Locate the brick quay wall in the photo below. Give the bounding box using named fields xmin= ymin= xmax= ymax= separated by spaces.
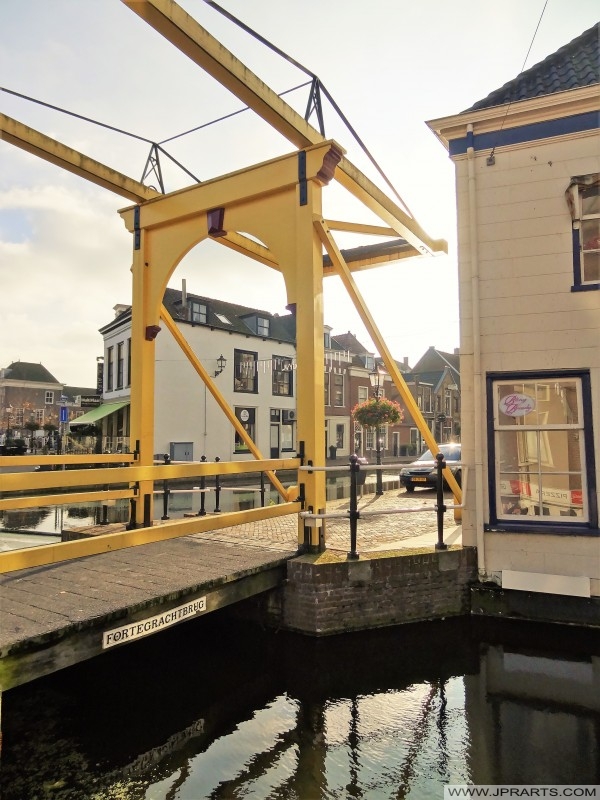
xmin=250 ymin=546 xmax=478 ymax=636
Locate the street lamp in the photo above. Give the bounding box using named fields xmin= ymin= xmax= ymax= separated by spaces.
xmin=369 ymin=365 xmax=385 ymax=495
xmin=214 ymin=354 xmax=227 ymax=377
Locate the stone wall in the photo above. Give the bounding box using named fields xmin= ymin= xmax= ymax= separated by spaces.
xmin=281 ymin=546 xmax=477 ymax=636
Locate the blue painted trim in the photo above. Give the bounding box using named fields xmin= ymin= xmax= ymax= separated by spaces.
xmin=571 ymin=283 xmax=600 ymax=292
xmin=449 ymin=111 xmax=600 ymax=156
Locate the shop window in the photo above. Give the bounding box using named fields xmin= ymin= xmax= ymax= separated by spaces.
xmin=281 ymin=424 xmax=294 ymax=451
xmin=566 ymin=174 xmax=599 ymax=290
xmin=488 ymin=371 xmax=597 ymax=528
xmin=234 ymin=407 xmax=255 ymax=453
xmin=272 ymin=356 xmax=293 ymax=396
xmin=234 ymin=350 xmax=258 ymax=393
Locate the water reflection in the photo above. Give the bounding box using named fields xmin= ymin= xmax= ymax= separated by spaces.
xmin=1 ymin=617 xmax=598 ymax=798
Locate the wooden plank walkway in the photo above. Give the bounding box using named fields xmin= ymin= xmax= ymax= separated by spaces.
xmin=0 ymin=533 xmax=297 ymax=692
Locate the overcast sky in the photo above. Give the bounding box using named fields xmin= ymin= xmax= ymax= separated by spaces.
xmin=1 ymin=0 xmax=598 ymax=387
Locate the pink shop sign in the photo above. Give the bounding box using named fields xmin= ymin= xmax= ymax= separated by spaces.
xmin=499 ymin=393 xmax=536 ymax=418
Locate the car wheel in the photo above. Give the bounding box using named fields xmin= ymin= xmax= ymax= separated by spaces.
xmin=405 ymin=484 xmax=415 ymax=493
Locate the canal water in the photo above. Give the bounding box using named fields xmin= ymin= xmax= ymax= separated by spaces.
xmin=1 ymin=614 xmax=598 ymax=799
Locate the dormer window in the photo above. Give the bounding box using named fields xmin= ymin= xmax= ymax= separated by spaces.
xmin=190 ymin=301 xmax=207 ymax=324
xmin=257 ymin=317 xmax=269 ymax=337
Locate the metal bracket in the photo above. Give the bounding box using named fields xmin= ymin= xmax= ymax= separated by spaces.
xmin=298 ymin=151 xmax=307 ymax=206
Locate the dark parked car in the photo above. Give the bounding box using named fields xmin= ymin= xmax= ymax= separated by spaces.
xmin=400 ymin=443 xmax=461 ymax=492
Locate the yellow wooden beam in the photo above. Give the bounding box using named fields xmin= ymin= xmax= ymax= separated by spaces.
xmin=121 ymin=0 xmax=447 ymax=256
xmin=0 ymin=489 xmax=134 ymax=512
xmin=324 ymin=220 xmax=397 ymax=236
xmin=0 ymin=113 xmax=160 ymax=202
xmin=218 ymin=231 xmax=279 ymax=270
xmin=0 ymin=501 xmax=301 ymax=574
xmin=0 ymin=458 xmax=299 ymax=493
xmin=314 ymin=217 xmax=462 ymax=503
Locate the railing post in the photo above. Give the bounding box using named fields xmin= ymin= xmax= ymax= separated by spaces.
xmin=126 ymin=497 xmax=137 ymax=530
xmin=214 ymin=456 xmax=221 ymax=513
xmin=161 ymin=453 xmax=170 ymax=520
xmin=435 ymin=452 xmax=448 ymax=550
xmin=197 ymin=455 xmax=207 ymax=516
xmin=260 ymin=471 xmax=265 ymax=507
xmin=348 ymin=454 xmax=360 ymax=560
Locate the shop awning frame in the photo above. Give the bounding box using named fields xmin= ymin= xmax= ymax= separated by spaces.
xmin=69 ymin=400 xmax=129 ymax=427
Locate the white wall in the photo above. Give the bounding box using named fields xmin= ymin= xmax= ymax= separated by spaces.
xmin=455 ymin=129 xmax=600 ymax=595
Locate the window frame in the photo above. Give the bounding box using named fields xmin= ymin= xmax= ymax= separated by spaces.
xmin=568 ymin=174 xmax=600 ymax=292
xmin=189 ymin=300 xmax=207 ymax=325
xmin=116 ymin=342 xmax=124 ymax=389
xmin=486 ymin=370 xmax=598 ymax=533
xmin=106 ymin=347 xmax=114 ymax=391
xmin=45 ymin=391 xmax=54 ymax=405
xmin=333 ymin=372 xmax=344 ymax=407
xmin=272 ymin=355 xmax=293 ymax=397
xmin=234 ymin=349 xmax=258 ymax=394
xmin=257 ymin=316 xmax=270 ymax=337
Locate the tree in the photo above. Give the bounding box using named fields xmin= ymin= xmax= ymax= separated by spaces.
xmin=24 ymin=420 xmax=40 ymax=445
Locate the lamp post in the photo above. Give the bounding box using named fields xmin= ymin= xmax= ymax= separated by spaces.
xmin=369 ymin=365 xmax=385 ymax=496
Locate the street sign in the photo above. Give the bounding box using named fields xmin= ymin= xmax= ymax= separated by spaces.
xmin=60 ymin=406 xmax=68 ymax=423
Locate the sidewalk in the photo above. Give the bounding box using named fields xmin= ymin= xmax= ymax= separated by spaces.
xmin=189 ymin=485 xmax=462 ymax=555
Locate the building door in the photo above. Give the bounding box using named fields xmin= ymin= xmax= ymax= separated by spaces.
xmin=270 ymin=424 xmax=280 ymax=459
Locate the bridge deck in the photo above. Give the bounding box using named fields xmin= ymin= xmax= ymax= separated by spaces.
xmin=0 ymin=491 xmax=461 ymax=692
xmin=0 ymin=533 xmax=297 ymax=691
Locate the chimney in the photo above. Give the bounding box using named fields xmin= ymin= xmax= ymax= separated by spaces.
xmin=454 ymin=347 xmax=459 ymax=355
xmin=182 ymin=279 xmax=187 ymax=309
xmin=403 ymin=357 xmax=409 ymax=368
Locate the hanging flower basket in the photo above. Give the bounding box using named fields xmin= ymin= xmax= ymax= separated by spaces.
xmin=351 ymin=397 xmax=403 ymax=428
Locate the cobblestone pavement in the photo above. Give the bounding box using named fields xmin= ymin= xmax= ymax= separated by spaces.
xmin=191 ymin=486 xmax=462 ymax=554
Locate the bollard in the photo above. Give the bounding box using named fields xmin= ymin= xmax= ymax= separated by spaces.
xmin=435 ymin=452 xmax=448 ymax=550
xmin=260 ymin=472 xmax=265 ymax=507
xmin=197 ymin=455 xmax=207 ymax=516
xmin=161 ymin=453 xmax=170 ymax=520
xmin=347 ymin=454 xmax=360 ymax=560
xmin=214 ymin=456 xmax=221 ymax=512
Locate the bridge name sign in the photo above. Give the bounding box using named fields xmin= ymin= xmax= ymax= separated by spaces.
xmin=102 ymin=597 xmax=207 ymax=649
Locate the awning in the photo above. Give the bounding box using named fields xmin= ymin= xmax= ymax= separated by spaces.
xmin=69 ymin=400 xmax=129 ymax=426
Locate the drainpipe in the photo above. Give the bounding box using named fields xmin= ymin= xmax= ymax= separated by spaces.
xmin=467 ymin=124 xmax=486 ymax=576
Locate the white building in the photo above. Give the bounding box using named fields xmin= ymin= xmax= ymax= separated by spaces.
xmin=427 ymin=23 xmax=599 ymax=620
xmin=92 ymin=284 xmax=297 ymax=462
